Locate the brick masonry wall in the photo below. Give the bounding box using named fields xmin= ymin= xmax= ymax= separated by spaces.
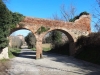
xmin=9 ymin=15 xmax=91 ymax=58
xmin=15 ymin=15 xmax=91 ymax=41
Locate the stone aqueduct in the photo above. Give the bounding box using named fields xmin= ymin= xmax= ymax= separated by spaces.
xmin=10 ymin=15 xmax=91 ymax=59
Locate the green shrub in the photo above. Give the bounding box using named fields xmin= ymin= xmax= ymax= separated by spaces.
xmin=49 ymin=42 xmax=70 ymax=55
xmin=75 ymin=32 xmax=100 ymax=65
xmin=69 ymin=11 xmax=89 ymax=22
xmin=25 ymin=32 xmax=36 ymax=48
xmin=36 ymin=26 xmax=50 ymax=34
xmin=31 ymin=47 xmax=36 ymax=51
xmin=43 ymin=47 xmax=51 ymax=52
xmin=8 ymin=47 xmax=21 ymax=58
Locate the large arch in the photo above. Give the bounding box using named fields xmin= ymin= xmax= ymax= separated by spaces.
xmin=42 ymin=28 xmax=75 ymax=56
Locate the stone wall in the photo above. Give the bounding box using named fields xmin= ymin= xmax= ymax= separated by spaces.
xmin=0 ymin=47 xmax=9 ymax=59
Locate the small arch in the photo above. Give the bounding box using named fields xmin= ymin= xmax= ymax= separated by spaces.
xmin=10 ymin=28 xmax=33 ymax=36
xmin=9 ymin=28 xmax=37 ymax=49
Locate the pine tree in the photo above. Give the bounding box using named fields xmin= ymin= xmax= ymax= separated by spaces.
xmin=0 ymin=0 xmax=12 ymax=50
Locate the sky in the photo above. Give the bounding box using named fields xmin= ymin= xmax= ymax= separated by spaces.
xmin=5 ymin=0 xmax=97 ymax=36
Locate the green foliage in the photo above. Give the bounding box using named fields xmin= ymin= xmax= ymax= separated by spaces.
xmin=0 ymin=58 xmax=8 ymax=62
xmin=45 ymin=30 xmax=63 ymax=45
xmin=0 ymin=0 xmax=12 ymax=50
xmin=41 ymin=25 xmax=70 ymax=55
xmin=51 ymin=30 xmax=63 ymax=46
xmin=31 ymin=47 xmax=36 ymax=51
xmin=36 ymin=26 xmax=50 ymax=34
xmin=76 ymin=35 xmax=88 ymax=48
xmin=43 ymin=47 xmax=51 ymax=52
xmin=10 ymin=12 xmax=25 ymax=30
xmin=8 ymin=47 xmax=21 ymax=58
xmin=69 ymin=11 xmax=89 ymax=22
xmin=0 ymin=0 xmax=25 ymax=51
xmin=75 ymin=32 xmax=100 ymax=65
xmin=25 ymin=32 xmax=36 ymax=48
xmin=76 ymin=32 xmax=100 ymax=48
xmin=79 ymin=11 xmax=89 ymax=16
xmin=49 ymin=42 xmax=69 ymax=55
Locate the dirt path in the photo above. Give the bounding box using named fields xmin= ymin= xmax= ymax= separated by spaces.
xmin=8 ymin=49 xmax=100 ymax=75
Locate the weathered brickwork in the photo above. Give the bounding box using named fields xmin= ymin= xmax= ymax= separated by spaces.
xmin=10 ymin=15 xmax=91 ymax=59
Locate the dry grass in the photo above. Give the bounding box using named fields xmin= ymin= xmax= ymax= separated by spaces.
xmin=42 ymin=43 xmax=51 ymax=48
xmin=42 ymin=43 xmax=51 ymax=51
xmin=0 ymin=59 xmax=10 ymax=75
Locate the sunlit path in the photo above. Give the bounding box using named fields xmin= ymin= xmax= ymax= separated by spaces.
xmin=8 ymin=48 xmax=100 ymax=75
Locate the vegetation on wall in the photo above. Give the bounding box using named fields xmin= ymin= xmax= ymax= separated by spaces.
xmin=69 ymin=11 xmax=89 ymax=22
xmin=36 ymin=26 xmax=50 ymax=34
xmin=10 ymin=12 xmax=25 ymax=30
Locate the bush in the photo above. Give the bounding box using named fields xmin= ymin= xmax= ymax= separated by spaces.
xmin=31 ymin=47 xmax=36 ymax=51
xmin=75 ymin=32 xmax=100 ymax=65
xmin=49 ymin=42 xmax=70 ymax=55
xmin=0 ymin=0 xmax=12 ymax=50
xmin=69 ymin=11 xmax=89 ymax=22
xmin=8 ymin=47 xmax=21 ymax=58
xmin=25 ymin=32 xmax=36 ymax=48
xmin=0 ymin=0 xmax=25 ymax=51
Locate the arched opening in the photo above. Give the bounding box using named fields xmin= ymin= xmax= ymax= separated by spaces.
xmin=42 ymin=29 xmax=75 ymax=56
xmin=9 ymin=28 xmax=36 ymax=59
xmin=10 ymin=28 xmax=32 ymax=36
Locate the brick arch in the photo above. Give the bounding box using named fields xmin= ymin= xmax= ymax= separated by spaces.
xmin=42 ymin=28 xmax=74 ymax=42
xmin=10 ymin=28 xmax=30 ymax=35
xmin=9 ymin=27 xmax=37 ymax=39
xmin=42 ymin=28 xmax=75 ymax=55
xmin=8 ymin=15 xmax=91 ymax=59
xmin=9 ymin=28 xmax=37 ymax=50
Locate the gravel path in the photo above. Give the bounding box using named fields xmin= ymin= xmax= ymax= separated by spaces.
xmin=7 ymin=49 xmax=100 ymax=75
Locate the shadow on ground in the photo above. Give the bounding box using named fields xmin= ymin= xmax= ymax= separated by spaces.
xmin=43 ymin=52 xmax=100 ymax=75
xmin=17 ymin=49 xmax=36 ymax=59
xmin=15 ymin=48 xmax=100 ymax=75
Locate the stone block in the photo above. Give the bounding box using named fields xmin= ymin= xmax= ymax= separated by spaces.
xmin=0 ymin=47 xmax=9 ymax=59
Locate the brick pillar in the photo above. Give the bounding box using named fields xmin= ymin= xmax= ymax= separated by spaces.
xmin=36 ymin=40 xmax=43 ymax=59
xmin=69 ymin=42 xmax=75 ymax=56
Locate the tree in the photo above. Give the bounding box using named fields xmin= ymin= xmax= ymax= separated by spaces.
xmin=0 ymin=0 xmax=12 ymax=50
xmin=10 ymin=12 xmax=25 ymax=30
xmin=51 ymin=30 xmax=62 ymax=46
xmin=60 ymin=4 xmax=76 ymax=22
xmin=92 ymin=0 xmax=100 ymax=32
xmin=0 ymin=0 xmax=25 ymax=51
xmin=46 ymin=4 xmax=76 ymax=48
xmin=52 ymin=4 xmax=76 ymax=22
xmin=25 ymin=32 xmax=36 ymax=48
xmin=49 ymin=4 xmax=76 ymax=47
